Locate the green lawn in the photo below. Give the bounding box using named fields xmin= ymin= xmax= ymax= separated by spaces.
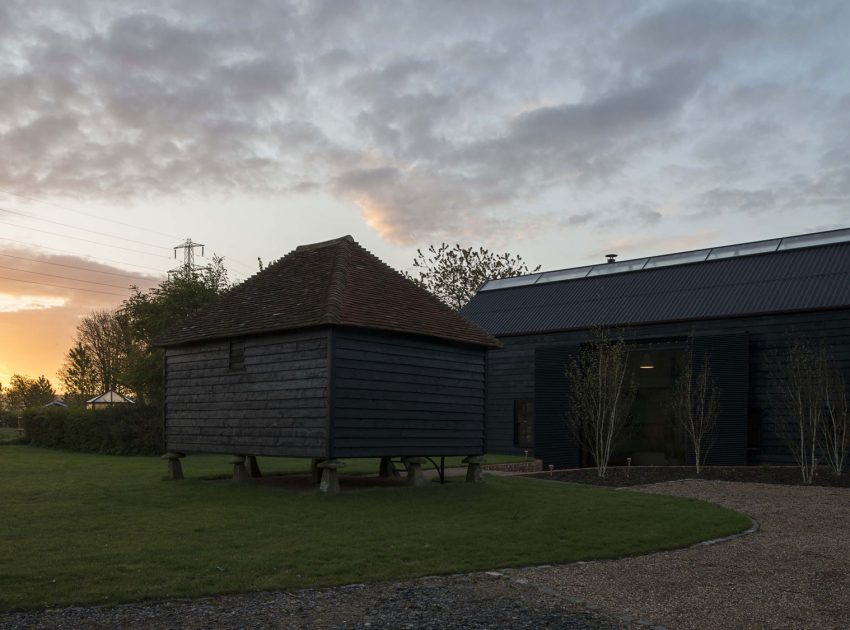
xmin=0 ymin=445 xmax=750 ymax=612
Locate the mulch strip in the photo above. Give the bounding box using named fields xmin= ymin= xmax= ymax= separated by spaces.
xmin=526 ymin=465 xmax=850 ymax=488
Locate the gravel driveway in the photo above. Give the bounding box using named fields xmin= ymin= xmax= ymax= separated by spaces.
xmin=2 ymin=480 xmax=847 ymax=629
xmin=524 ymin=480 xmax=850 ymax=630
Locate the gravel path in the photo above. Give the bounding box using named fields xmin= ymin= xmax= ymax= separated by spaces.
xmin=0 ymin=572 xmax=630 ymax=630
xmin=523 ymin=480 xmax=850 ymax=630
xmin=3 ymin=480 xmax=846 ymax=629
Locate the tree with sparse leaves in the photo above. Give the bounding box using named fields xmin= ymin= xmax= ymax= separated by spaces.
xmin=565 ymin=328 xmax=636 ymax=479
xmin=58 ymin=343 xmax=100 ymax=405
xmin=68 ymin=309 xmax=132 ymax=397
xmin=672 ymin=353 xmax=719 ymax=475
xmin=406 ymin=243 xmax=540 ymax=310
xmin=5 ymin=374 xmax=56 ymax=410
xmin=120 ymin=256 xmax=230 ymax=405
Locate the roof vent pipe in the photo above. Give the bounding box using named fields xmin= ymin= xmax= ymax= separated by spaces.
xmin=605 ymin=254 xmax=618 ymax=264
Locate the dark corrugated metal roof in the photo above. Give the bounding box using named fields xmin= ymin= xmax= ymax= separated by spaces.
xmin=461 ymin=241 xmax=850 ymax=336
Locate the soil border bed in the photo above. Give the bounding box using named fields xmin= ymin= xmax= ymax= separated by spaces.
xmin=525 ymin=465 xmax=850 ymax=488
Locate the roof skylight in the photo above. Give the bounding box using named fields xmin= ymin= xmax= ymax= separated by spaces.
xmin=477 ymin=227 xmax=850 ymax=292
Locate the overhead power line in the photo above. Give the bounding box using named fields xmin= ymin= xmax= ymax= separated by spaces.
xmin=0 ymin=188 xmax=180 ymax=239
xmin=0 ymin=274 xmax=129 ymax=297
xmin=0 ymin=252 xmax=161 ymax=281
xmin=0 ymin=263 xmax=139 ymax=290
xmin=0 ymin=216 xmax=171 ymax=260
xmin=0 ymin=207 xmax=170 ymax=251
xmin=0 ymin=236 xmax=166 ymax=273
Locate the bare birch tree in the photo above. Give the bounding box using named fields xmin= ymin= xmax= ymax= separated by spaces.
xmin=672 ymin=354 xmax=719 ymax=474
xmin=565 ymin=328 xmax=636 ymax=478
xmin=821 ymin=361 xmax=849 ymax=476
xmin=780 ymin=340 xmax=826 ymax=484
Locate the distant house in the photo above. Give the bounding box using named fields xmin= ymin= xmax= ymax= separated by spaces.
xmin=155 ymin=236 xmax=499 ymax=472
xmin=86 ymin=391 xmax=134 ymax=410
xmin=43 ymin=399 xmax=67 ymax=408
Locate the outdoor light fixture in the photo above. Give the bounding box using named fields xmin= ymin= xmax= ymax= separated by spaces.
xmin=639 ymin=352 xmax=655 ymax=369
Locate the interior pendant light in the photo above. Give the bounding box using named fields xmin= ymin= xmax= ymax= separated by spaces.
xmin=639 ymin=352 xmax=655 ymax=369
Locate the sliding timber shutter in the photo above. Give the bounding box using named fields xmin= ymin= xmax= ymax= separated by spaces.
xmin=534 ymin=345 xmax=581 ymax=469
xmin=691 ymin=332 xmax=749 ymax=466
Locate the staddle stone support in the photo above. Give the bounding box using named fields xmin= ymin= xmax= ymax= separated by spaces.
xmin=229 ymin=455 xmax=250 ymax=483
xmin=161 ymin=452 xmax=185 ymax=481
xmin=310 ymin=458 xmax=325 ymax=485
xmin=463 ymin=455 xmax=484 ymax=483
xmin=379 ymin=457 xmax=399 ymax=479
xmin=246 ymin=455 xmax=262 ymax=478
xmin=403 ymin=457 xmax=426 ymax=487
xmin=318 ymin=459 xmax=345 ymax=495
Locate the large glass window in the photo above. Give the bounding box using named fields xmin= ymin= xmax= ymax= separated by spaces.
xmin=610 ymin=345 xmax=687 ymax=466
xmin=514 ymin=400 xmax=534 ymax=447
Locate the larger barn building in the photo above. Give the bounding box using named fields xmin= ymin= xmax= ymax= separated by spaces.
xmin=461 ymin=228 xmax=850 ymax=469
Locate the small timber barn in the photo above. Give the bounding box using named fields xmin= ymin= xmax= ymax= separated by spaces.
xmin=461 ymin=228 xmax=850 ymax=469
xmin=156 ymin=236 xmax=499 ymax=489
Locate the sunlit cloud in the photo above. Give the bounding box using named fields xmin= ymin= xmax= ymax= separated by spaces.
xmin=0 ymin=293 xmax=67 ymax=313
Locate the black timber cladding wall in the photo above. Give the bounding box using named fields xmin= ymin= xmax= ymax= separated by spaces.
xmin=165 ymin=330 xmax=329 ymax=457
xmin=484 ymin=308 xmax=850 ymax=465
xmin=331 ymin=329 xmax=486 ymax=457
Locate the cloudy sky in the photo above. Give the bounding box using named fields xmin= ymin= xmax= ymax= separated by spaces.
xmin=1 ymin=0 xmax=849 ymax=389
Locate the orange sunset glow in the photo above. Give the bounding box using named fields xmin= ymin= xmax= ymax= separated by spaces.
xmin=0 ymin=247 xmax=160 ymax=390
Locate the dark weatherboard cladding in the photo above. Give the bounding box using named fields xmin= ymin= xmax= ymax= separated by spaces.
xmin=462 ymin=228 xmax=850 ymax=468
xmin=158 ymin=235 xmax=495 ymax=462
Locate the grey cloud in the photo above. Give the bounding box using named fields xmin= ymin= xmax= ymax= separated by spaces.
xmin=0 ymin=1 xmax=847 ymax=244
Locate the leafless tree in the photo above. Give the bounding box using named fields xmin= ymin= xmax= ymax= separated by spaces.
xmin=821 ymin=362 xmax=849 ymax=477
xmin=672 ymin=354 xmax=719 ymax=474
xmin=565 ymin=328 xmax=636 ymax=478
xmin=780 ymin=340 xmax=826 ymax=484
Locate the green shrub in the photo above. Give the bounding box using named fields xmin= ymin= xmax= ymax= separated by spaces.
xmin=22 ymin=405 xmax=162 ymax=455
xmin=0 ymin=409 xmax=19 ymax=428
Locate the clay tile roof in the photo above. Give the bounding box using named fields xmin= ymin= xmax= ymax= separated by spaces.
xmin=154 ymin=236 xmax=501 ymax=348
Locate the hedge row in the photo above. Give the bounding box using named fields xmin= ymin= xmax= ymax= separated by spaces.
xmin=22 ymin=405 xmax=162 ymax=455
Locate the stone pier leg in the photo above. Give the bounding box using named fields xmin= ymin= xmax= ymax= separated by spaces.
xmin=318 ymin=459 xmax=345 ymax=495
xmin=463 ymin=455 xmax=484 ymax=483
xmin=229 ymin=455 xmax=250 ymax=483
xmin=310 ymin=458 xmax=325 ymax=485
xmin=379 ymin=457 xmax=399 ymax=478
xmin=403 ymin=457 xmax=426 ymax=487
xmin=161 ymin=452 xmax=185 ymax=480
xmin=246 ymin=455 xmax=262 ymax=478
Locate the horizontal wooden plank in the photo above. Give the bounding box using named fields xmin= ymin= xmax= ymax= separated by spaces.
xmin=335 ymin=401 xmax=482 ymax=414
xmin=166 ymin=399 xmax=326 ymax=412
xmin=168 ymin=417 xmax=325 ymax=429
xmin=334 ymin=418 xmax=482 ymax=431
xmin=167 ymin=442 xmax=326 ymax=458
xmin=333 ymin=408 xmax=481 ymax=421
xmin=333 ymin=429 xmax=483 ymax=440
xmin=334 ymin=348 xmax=484 ymax=373
xmin=168 ymin=376 xmax=328 ymax=394
xmin=333 ymin=366 xmax=483 ymax=387
xmin=335 ymin=388 xmax=483 ymax=405
xmin=334 ymin=380 xmax=483 ymax=400
xmin=168 ymin=408 xmax=327 ymax=420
